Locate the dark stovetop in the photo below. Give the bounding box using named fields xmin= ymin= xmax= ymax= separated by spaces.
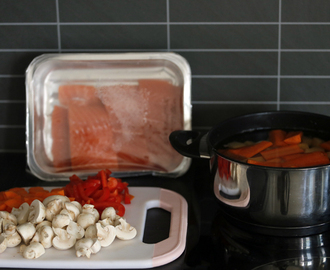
xmin=0 ymin=153 xmax=221 ymax=270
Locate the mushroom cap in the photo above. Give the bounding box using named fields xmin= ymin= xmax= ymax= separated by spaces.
xmin=75 ymin=238 xmax=101 ymax=258
xmin=16 ymin=222 xmax=36 ymax=245
xmin=82 ymin=205 xmax=99 ymax=223
xmin=0 ymin=211 xmax=18 ymax=225
xmin=101 ymin=207 xmax=117 ymax=220
xmin=43 ymin=195 xmax=70 ymax=207
xmin=52 ymin=214 xmax=71 ymax=229
xmin=0 ymin=235 xmax=7 ymax=253
xmin=39 ymin=225 xmax=55 ymax=249
xmin=45 ymin=199 xmax=63 ymax=221
xmin=4 ymin=232 xmax=22 ymax=247
xmin=35 ymin=220 xmax=52 ymax=230
xmin=11 ymin=202 xmax=30 ymax=225
xmin=70 ymin=201 xmax=82 ymax=212
xmin=28 ymin=200 xmax=46 ymax=224
xmin=67 ymin=221 xmax=84 ymax=239
xmin=76 ymin=213 xmax=96 ymax=230
xmin=59 ymin=209 xmax=75 ymax=221
xmin=116 ymin=218 xmax=137 ymax=241
xmin=63 ymin=202 xmax=81 ymax=221
xmin=85 ymin=224 xmax=97 ymax=238
xmin=96 ymin=223 xmax=116 ymax=247
xmin=2 ymin=219 xmax=17 ymax=235
xmin=52 ymin=228 xmax=76 ymax=250
xmin=20 ymin=242 xmax=45 ymax=259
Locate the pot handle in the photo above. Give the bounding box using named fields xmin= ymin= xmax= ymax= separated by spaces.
xmin=169 ymin=130 xmax=210 ymax=159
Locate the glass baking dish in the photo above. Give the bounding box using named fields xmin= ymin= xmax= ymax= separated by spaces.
xmin=26 ymin=53 xmax=191 ymax=181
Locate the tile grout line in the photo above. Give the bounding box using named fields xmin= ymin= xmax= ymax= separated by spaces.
xmin=277 ymin=0 xmax=282 ymax=111
xmin=55 ymin=0 xmax=61 ymax=52
xmin=2 ymin=22 xmax=330 ymax=26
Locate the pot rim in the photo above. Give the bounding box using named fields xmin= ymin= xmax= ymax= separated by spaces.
xmin=209 ymin=110 xmax=330 ymax=171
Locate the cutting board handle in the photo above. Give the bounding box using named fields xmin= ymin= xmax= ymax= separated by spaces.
xmin=152 ymin=189 xmax=188 ymax=267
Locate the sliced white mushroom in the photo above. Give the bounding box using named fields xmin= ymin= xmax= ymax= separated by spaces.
xmin=35 ymin=220 xmax=52 ymax=231
xmin=42 ymin=195 xmax=70 ymax=207
xmin=52 ymin=227 xmax=76 ymax=250
xmin=85 ymin=224 xmax=97 ymax=238
xmin=0 ymin=235 xmax=7 ymax=253
xmin=75 ymin=238 xmax=101 ymax=258
xmin=20 ymin=242 xmax=45 ymax=259
xmin=116 ymin=218 xmax=137 ymax=240
xmin=38 ymin=225 xmax=55 ymax=249
xmin=67 ymin=221 xmax=84 ymax=239
xmin=28 ymin=200 xmax=46 ymax=224
xmin=59 ymin=209 xmax=74 ymax=220
xmin=2 ymin=219 xmax=17 ymax=235
xmin=52 ymin=214 xmax=71 ymax=229
xmin=16 ymin=222 xmax=36 ymax=245
xmin=95 ymin=223 xmax=116 ymax=247
xmin=70 ymin=201 xmax=82 ymax=212
xmin=82 ymin=204 xmax=99 ymax=223
xmin=0 ymin=211 xmax=18 ymax=225
xmin=3 ymin=231 xmax=21 ymax=247
xmin=76 ymin=213 xmax=96 ymax=230
xmin=100 ymin=207 xmax=121 ymax=226
xmin=45 ymin=199 xmax=63 ymax=221
xmin=63 ymin=202 xmax=81 ymax=221
xmin=11 ymin=202 xmax=30 ymax=225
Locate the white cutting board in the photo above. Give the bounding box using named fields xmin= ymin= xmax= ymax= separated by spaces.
xmin=0 ymin=187 xmax=188 ymax=269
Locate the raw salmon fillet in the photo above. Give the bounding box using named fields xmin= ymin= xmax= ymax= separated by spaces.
xmin=58 ymin=84 xmax=101 ymax=106
xmin=68 ymin=104 xmax=119 ymax=171
xmin=96 ymin=84 xmax=151 ymax=168
xmin=138 ymin=79 xmax=184 ymax=171
xmin=51 ymin=105 xmax=71 ymax=171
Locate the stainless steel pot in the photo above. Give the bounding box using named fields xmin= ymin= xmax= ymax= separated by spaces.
xmin=170 ymin=111 xmax=330 ymax=236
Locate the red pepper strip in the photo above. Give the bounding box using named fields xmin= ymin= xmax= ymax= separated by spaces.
xmin=100 ymin=170 xmax=108 ymax=189
xmin=117 ymin=181 xmax=128 ymax=193
xmin=84 ymin=184 xmax=101 ymax=197
xmin=96 ymin=187 xmax=110 ymax=202
xmin=72 ymin=185 xmax=81 ymax=203
xmin=82 ymin=179 xmax=101 ymax=189
xmin=77 ymin=183 xmax=93 ymax=203
xmin=107 ymin=177 xmax=118 ymax=191
xmin=115 ymin=195 xmax=122 ymax=203
xmin=93 ymin=201 xmax=125 ymax=217
xmin=69 ymin=174 xmax=83 ymax=184
xmin=64 ymin=184 xmax=75 ymax=198
xmin=104 ymin=169 xmax=112 ymax=178
xmin=123 ymin=187 xmax=134 ymax=204
xmin=91 ymin=190 xmax=103 ymax=200
xmin=108 ymin=189 xmax=118 ymax=197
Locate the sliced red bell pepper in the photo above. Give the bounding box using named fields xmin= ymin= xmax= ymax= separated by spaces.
xmin=83 ymin=180 xmax=101 ymax=197
xmin=116 ymin=181 xmax=128 ymax=193
xmin=124 ymin=187 xmax=134 ymax=204
xmin=100 ymin=170 xmax=108 ymax=189
xmin=72 ymin=184 xmax=81 ymax=202
xmin=96 ymin=187 xmax=110 ymax=202
xmin=77 ymin=182 xmax=93 ymax=203
xmin=69 ymin=174 xmax=83 ymax=184
xmin=107 ymin=177 xmax=118 ymax=191
xmin=93 ymin=201 xmax=125 ymax=217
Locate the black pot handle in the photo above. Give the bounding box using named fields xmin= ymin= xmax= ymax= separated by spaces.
xmin=169 ymin=130 xmax=210 ymax=159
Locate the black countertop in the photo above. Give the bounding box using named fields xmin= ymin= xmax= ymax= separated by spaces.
xmin=0 ymin=153 xmax=222 ymax=270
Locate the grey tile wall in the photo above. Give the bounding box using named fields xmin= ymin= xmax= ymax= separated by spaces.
xmin=1 ymin=0 xmax=330 ymax=152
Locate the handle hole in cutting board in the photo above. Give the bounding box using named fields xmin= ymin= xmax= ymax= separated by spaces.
xmin=143 ymin=207 xmax=171 ymax=244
